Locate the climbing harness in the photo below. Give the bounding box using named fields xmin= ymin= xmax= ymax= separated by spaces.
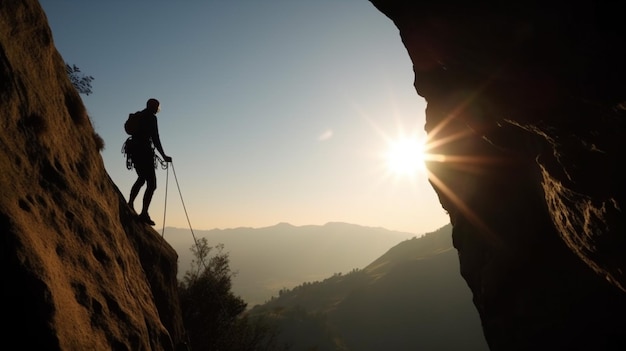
xmin=121 ymin=138 xmax=169 ymax=171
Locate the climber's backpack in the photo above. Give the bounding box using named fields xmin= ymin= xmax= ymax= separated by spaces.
xmin=124 ymin=111 xmax=141 ymax=135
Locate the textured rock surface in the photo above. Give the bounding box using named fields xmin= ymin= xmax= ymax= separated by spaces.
xmin=1 ymin=1 xmax=185 ymax=350
xmin=370 ymin=1 xmax=626 ymax=350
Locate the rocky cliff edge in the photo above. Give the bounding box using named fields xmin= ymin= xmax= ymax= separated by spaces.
xmin=1 ymin=1 xmax=185 ymax=350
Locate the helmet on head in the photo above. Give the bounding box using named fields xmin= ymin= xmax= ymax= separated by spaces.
xmin=146 ymin=98 xmax=160 ymax=113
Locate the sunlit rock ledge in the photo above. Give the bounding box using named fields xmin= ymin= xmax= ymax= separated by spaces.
xmin=370 ymin=0 xmax=626 ymax=350
xmin=1 ymin=1 xmax=185 ymax=350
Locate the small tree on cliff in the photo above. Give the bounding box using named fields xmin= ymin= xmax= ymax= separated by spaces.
xmin=178 ymin=238 xmax=288 ymax=351
xmin=66 ymin=63 xmax=94 ymax=95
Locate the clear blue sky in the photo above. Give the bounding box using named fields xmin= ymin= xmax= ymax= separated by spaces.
xmin=39 ymin=0 xmax=450 ymax=235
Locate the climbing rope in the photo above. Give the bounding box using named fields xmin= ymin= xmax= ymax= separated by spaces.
xmin=172 ymin=162 xmax=202 ymax=258
xmin=161 ymin=161 xmax=207 ymax=271
xmin=160 ymin=163 xmax=169 ymax=238
xmin=159 ymin=160 xmax=231 ymax=339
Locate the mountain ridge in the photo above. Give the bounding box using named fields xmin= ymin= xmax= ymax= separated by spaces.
xmin=164 ymin=221 xmax=432 ymax=306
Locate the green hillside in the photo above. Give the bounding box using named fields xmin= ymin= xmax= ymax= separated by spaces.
xmin=248 ymin=224 xmax=488 ymax=350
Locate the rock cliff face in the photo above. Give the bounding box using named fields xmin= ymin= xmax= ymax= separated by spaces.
xmin=370 ymin=1 xmax=626 ymax=350
xmin=1 ymin=1 xmax=185 ymax=350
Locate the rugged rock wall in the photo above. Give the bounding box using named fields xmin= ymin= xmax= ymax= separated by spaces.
xmin=370 ymin=1 xmax=626 ymax=350
xmin=0 ymin=1 xmax=185 ymax=350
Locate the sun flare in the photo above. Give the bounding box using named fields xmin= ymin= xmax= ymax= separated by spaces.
xmin=385 ymin=136 xmax=428 ymax=177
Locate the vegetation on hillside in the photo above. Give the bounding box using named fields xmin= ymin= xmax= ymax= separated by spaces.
xmin=175 ymin=225 xmax=487 ymax=350
xmin=65 ymin=63 xmax=94 ymax=95
xmin=177 ymin=237 xmax=289 ymax=351
xmin=247 ymin=225 xmax=488 ymax=351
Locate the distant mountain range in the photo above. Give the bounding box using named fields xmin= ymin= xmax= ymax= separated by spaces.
xmin=163 ymin=222 xmax=419 ymax=306
xmin=248 ymin=224 xmax=489 ymax=351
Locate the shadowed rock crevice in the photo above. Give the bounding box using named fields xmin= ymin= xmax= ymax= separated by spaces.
xmin=371 ymin=1 xmax=626 ymax=349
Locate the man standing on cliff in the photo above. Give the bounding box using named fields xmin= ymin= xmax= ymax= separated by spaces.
xmin=125 ymin=98 xmax=172 ymax=225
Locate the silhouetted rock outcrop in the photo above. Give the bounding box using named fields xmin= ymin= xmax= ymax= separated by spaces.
xmin=370 ymin=1 xmax=626 ymax=350
xmin=1 ymin=1 xmax=185 ymax=349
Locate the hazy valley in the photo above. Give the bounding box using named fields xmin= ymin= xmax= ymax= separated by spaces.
xmin=165 ymin=222 xmax=488 ymax=350
xmin=164 ymin=222 xmax=418 ymax=306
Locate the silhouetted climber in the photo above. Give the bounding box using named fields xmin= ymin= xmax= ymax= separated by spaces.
xmin=124 ymin=98 xmax=172 ymax=225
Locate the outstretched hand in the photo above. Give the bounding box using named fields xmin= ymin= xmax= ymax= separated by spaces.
xmin=164 ymin=155 xmax=172 ymax=162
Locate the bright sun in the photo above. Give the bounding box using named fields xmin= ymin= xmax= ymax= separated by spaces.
xmin=385 ymin=136 xmax=428 ymax=177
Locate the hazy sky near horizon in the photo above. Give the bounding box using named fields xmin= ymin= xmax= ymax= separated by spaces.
xmin=39 ymin=0 xmax=450 ymax=235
